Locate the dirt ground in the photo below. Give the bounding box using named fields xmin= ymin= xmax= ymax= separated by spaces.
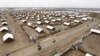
xmin=62 ymin=49 xmax=85 ymax=56
xmin=80 ymin=33 xmax=100 ymax=56
xmin=62 ymin=33 xmax=100 ymax=56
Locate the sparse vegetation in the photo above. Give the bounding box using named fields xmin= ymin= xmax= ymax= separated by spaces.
xmin=90 ymin=12 xmax=100 ymax=18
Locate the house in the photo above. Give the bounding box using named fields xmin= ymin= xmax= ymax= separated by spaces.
xmin=56 ymin=18 xmax=62 ymax=22
xmin=46 ymin=25 xmax=55 ymax=31
xmin=82 ymin=18 xmax=88 ymax=21
xmin=26 ymin=17 xmax=29 ymax=20
xmin=44 ymin=18 xmax=47 ymax=20
xmin=37 ymin=21 xmax=42 ymax=25
xmin=3 ymin=33 xmax=14 ymax=42
xmin=1 ymin=22 xmax=8 ymax=26
xmin=27 ymin=22 xmax=32 ymax=27
xmin=62 ymin=15 xmax=66 ymax=18
xmin=0 ymin=26 xmax=9 ymax=32
xmin=63 ymin=22 xmax=70 ymax=26
xmin=31 ymin=16 xmax=34 ymax=19
xmin=51 ymin=19 xmax=56 ymax=22
xmin=85 ymin=53 xmax=93 ymax=56
xmin=74 ymin=20 xmax=80 ymax=23
xmin=17 ymin=17 xmax=21 ymax=20
xmin=35 ymin=27 xmax=44 ymax=33
xmin=37 ymin=18 xmax=41 ymax=21
xmin=98 ymin=24 xmax=100 ymax=27
xmin=44 ymin=20 xmax=50 ymax=24
xmin=21 ymin=20 xmax=27 ymax=23
xmin=90 ymin=29 xmax=100 ymax=34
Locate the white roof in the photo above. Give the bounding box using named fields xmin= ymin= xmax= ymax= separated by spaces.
xmin=26 ymin=17 xmax=29 ymax=20
xmin=1 ymin=22 xmax=8 ymax=25
xmin=3 ymin=33 xmax=14 ymax=42
xmin=37 ymin=21 xmax=42 ymax=25
xmin=0 ymin=26 xmax=8 ymax=32
xmin=90 ymin=29 xmax=100 ymax=34
xmin=44 ymin=20 xmax=49 ymax=24
xmin=46 ymin=25 xmax=54 ymax=30
xmin=99 ymin=24 xmax=100 ymax=27
xmin=31 ymin=16 xmax=34 ymax=19
xmin=17 ymin=18 xmax=21 ymax=20
xmin=74 ymin=20 xmax=80 ymax=23
xmin=27 ymin=22 xmax=32 ymax=26
xmin=56 ymin=18 xmax=62 ymax=21
xmin=51 ymin=19 xmax=56 ymax=22
xmin=35 ymin=27 xmax=43 ymax=33
xmin=82 ymin=18 xmax=88 ymax=21
xmin=21 ymin=20 xmax=26 ymax=23
xmin=37 ymin=18 xmax=41 ymax=21
xmin=63 ymin=22 xmax=70 ymax=26
xmin=44 ymin=18 xmax=47 ymax=20
xmin=62 ymin=15 xmax=65 ymax=18
xmin=85 ymin=53 xmax=93 ymax=56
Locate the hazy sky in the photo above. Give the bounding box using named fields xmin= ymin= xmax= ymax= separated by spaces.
xmin=0 ymin=0 xmax=99 ymax=8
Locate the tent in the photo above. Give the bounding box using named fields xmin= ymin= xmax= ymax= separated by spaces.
xmin=35 ymin=27 xmax=44 ymax=33
xmin=21 ymin=20 xmax=27 ymax=23
xmin=56 ymin=18 xmax=62 ymax=21
xmin=90 ymin=29 xmax=100 ymax=34
xmin=44 ymin=20 xmax=50 ymax=24
xmin=46 ymin=25 xmax=55 ymax=30
xmin=82 ymin=18 xmax=88 ymax=21
xmin=3 ymin=33 xmax=14 ymax=42
xmin=51 ymin=19 xmax=56 ymax=22
xmin=0 ymin=26 xmax=9 ymax=32
xmin=1 ymin=22 xmax=8 ymax=26
xmin=37 ymin=18 xmax=41 ymax=21
xmin=27 ymin=22 xmax=32 ymax=27
xmin=37 ymin=21 xmax=42 ymax=25
xmin=63 ymin=22 xmax=70 ymax=26
xmin=74 ymin=20 xmax=80 ymax=23
xmin=85 ymin=53 xmax=93 ymax=56
xmin=98 ymin=24 xmax=100 ymax=27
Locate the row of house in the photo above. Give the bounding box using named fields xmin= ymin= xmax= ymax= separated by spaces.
xmin=0 ymin=18 xmax=14 ymax=42
xmin=90 ymin=24 xmax=100 ymax=34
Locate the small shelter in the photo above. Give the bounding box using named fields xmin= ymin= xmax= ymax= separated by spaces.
xmin=0 ymin=26 xmax=9 ymax=32
xmin=21 ymin=20 xmax=27 ymax=23
xmin=37 ymin=21 xmax=42 ymax=25
xmin=51 ymin=19 xmax=56 ymax=22
xmin=44 ymin=20 xmax=50 ymax=24
xmin=27 ymin=22 xmax=32 ymax=27
xmin=98 ymin=24 xmax=100 ymax=27
xmin=35 ymin=27 xmax=44 ymax=33
xmin=1 ymin=22 xmax=8 ymax=26
xmin=85 ymin=53 xmax=93 ymax=56
xmin=74 ymin=20 xmax=80 ymax=23
xmin=63 ymin=22 xmax=70 ymax=26
xmin=3 ymin=33 xmax=14 ymax=42
xmin=82 ymin=18 xmax=88 ymax=21
xmin=46 ymin=25 xmax=55 ymax=31
xmin=90 ymin=29 xmax=100 ymax=34
xmin=56 ymin=18 xmax=62 ymax=22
